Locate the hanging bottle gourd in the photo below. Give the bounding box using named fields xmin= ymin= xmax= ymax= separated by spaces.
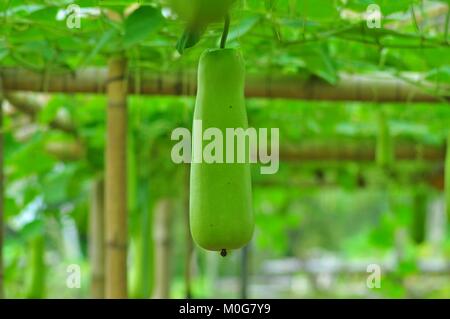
xmin=189 ymin=48 xmax=254 ymax=256
xmin=376 ymin=108 xmax=394 ymax=171
xmin=410 ymin=184 xmax=427 ymax=245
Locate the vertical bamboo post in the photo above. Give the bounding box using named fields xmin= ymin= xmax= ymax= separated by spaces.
xmin=90 ymin=179 xmax=105 ymax=298
xmin=0 ymin=84 xmax=4 ymax=299
xmin=105 ymin=56 xmax=128 ymax=299
xmin=240 ymin=245 xmax=249 ymax=299
xmin=142 ymin=198 xmax=156 ymax=298
xmin=411 ymin=185 xmax=427 ymax=245
xmin=26 ymin=236 xmax=45 ymax=298
xmin=130 ymin=196 xmax=155 ymax=299
xmin=153 ymin=198 xmax=172 ymax=299
xmin=183 ymin=165 xmax=193 ymax=299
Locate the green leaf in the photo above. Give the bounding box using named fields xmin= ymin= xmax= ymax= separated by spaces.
xmin=0 ymin=41 xmax=7 ymax=61
xmin=176 ymin=26 xmax=206 ymax=54
xmin=42 ymin=164 xmax=78 ymax=206
xmin=425 ymin=66 xmax=450 ymax=84
xmin=227 ymin=14 xmax=260 ymax=42
xmin=21 ymin=219 xmax=44 ymax=238
xmin=124 ymin=6 xmax=164 ymax=47
xmin=297 ymin=44 xmax=338 ymax=84
xmin=297 ymin=0 xmax=339 ymax=21
xmin=28 ymin=6 xmax=58 ymax=22
xmin=83 ymin=29 xmax=118 ymax=64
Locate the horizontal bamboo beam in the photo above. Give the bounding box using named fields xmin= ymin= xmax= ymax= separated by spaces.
xmin=2 ymin=91 xmax=445 ymax=164
xmin=3 ymin=94 xmax=444 ymax=164
xmin=1 ymin=68 xmax=447 ymax=102
xmin=47 ymin=140 xmax=445 ymax=163
xmin=280 ymin=144 xmax=445 ymax=162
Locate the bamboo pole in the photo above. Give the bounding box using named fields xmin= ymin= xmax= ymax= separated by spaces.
xmin=141 ymin=199 xmax=155 ymax=298
xmin=89 ymin=179 xmax=105 ymax=299
xmin=279 ymin=143 xmax=445 ymax=162
xmin=1 ymin=68 xmax=447 ymax=102
xmin=152 ymin=198 xmax=173 ymax=299
xmin=240 ymin=245 xmax=250 ymax=299
xmin=130 ymin=188 xmax=155 ymax=299
xmin=2 ymin=91 xmax=446 ymax=164
xmin=183 ymin=165 xmax=193 ymax=299
xmin=2 ymin=92 xmax=446 ymax=164
xmin=26 ymin=236 xmax=45 ymax=299
xmin=36 ymin=140 xmax=447 ymax=164
xmin=105 ymin=56 xmax=128 ymax=299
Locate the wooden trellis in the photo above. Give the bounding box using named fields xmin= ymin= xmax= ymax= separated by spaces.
xmin=1 ymin=68 xmax=448 ymax=102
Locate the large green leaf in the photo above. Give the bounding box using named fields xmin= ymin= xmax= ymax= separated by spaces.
xmin=297 ymin=44 xmax=338 ymax=84
xmin=227 ymin=14 xmax=260 ymax=42
xmin=176 ymin=26 xmax=206 ymax=54
xmin=124 ymin=6 xmax=164 ymax=47
xmin=297 ymin=0 xmax=339 ymax=21
xmin=426 ymin=66 xmax=450 ymax=84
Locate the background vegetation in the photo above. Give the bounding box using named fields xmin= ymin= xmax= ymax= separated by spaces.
xmin=0 ymin=0 xmax=449 ymax=298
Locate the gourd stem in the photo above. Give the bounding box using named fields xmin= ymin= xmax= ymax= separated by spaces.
xmin=220 ymin=14 xmax=231 ymax=49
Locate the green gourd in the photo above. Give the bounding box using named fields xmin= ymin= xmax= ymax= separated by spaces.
xmin=27 ymin=236 xmax=45 ymax=298
xmin=376 ymin=109 xmax=393 ymax=170
xmin=410 ymin=184 xmax=427 ymax=245
xmin=190 ymin=49 xmax=254 ymax=255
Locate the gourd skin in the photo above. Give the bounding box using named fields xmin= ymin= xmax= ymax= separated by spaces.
xmin=376 ymin=109 xmax=393 ymax=170
xmin=190 ymin=49 xmax=254 ymax=251
xmin=411 ymin=185 xmax=427 ymax=245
